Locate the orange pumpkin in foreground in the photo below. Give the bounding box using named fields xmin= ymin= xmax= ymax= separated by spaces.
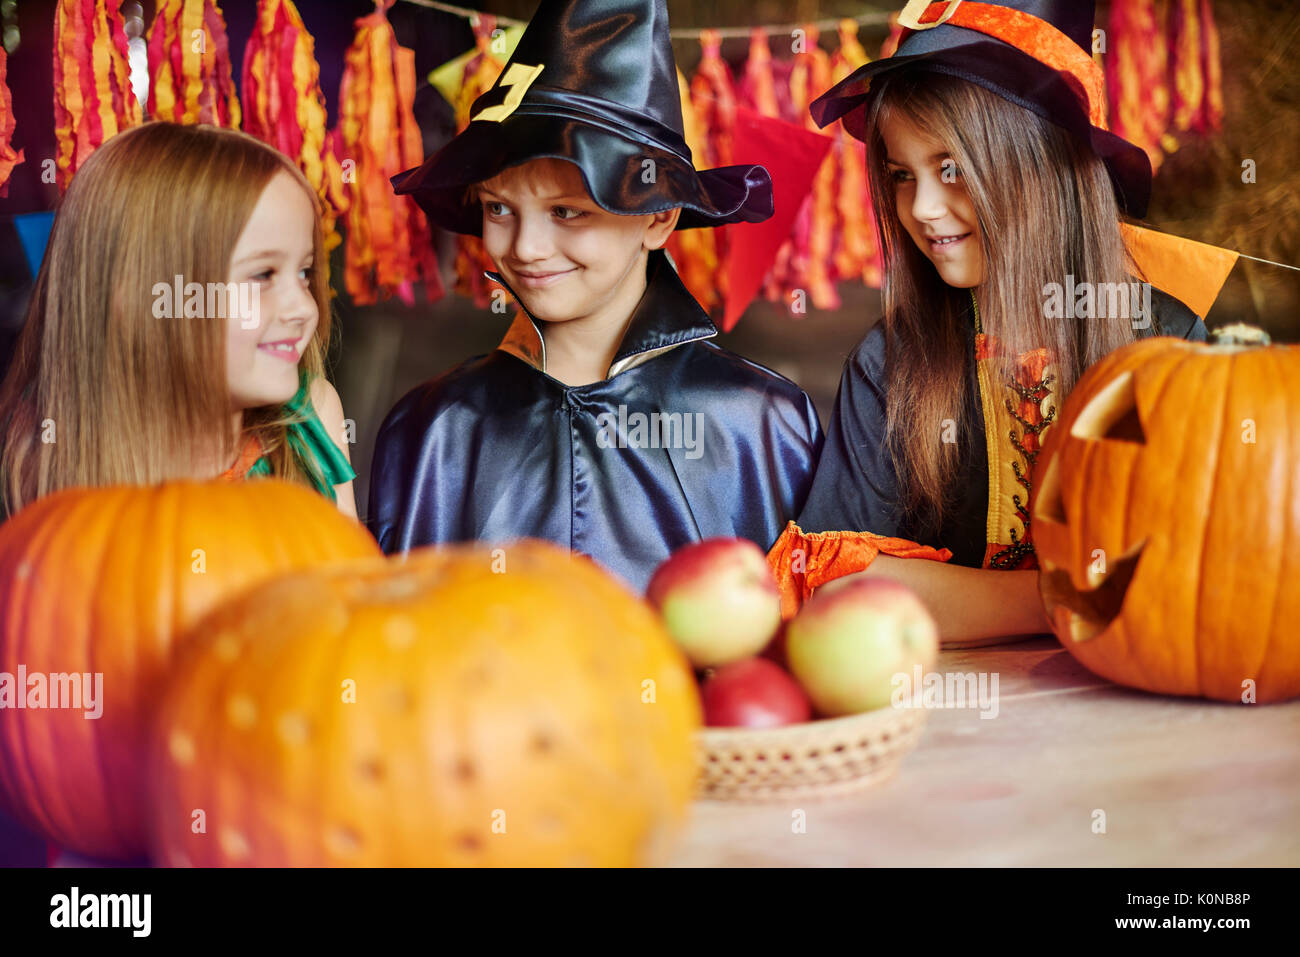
xmin=1033 ymin=328 xmax=1300 ymax=703
xmin=148 ymin=541 xmax=702 ymax=867
xmin=0 ymin=481 xmax=380 ymax=861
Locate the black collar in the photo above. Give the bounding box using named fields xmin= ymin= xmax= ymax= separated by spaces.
xmin=490 ymin=248 xmax=718 ymax=378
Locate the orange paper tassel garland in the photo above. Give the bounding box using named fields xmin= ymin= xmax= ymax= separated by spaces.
xmin=53 ymin=0 xmax=143 ymax=192
xmin=0 ymin=44 xmax=22 ymax=197
xmin=145 ymin=0 xmax=241 ymax=128
xmin=335 ymin=0 xmax=443 ymax=306
xmin=243 ymin=0 xmax=345 ymax=255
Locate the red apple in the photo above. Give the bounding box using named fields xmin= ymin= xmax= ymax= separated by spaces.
xmin=700 ymin=658 xmax=812 ymax=728
xmin=646 ymin=538 xmax=781 ymax=668
xmin=786 ymin=576 xmax=938 ymax=716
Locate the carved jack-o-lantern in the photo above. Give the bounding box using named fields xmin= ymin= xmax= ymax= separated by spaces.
xmin=1032 ymin=327 xmax=1300 ymax=703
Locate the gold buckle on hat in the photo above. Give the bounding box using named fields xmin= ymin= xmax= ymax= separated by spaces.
xmin=897 ymin=0 xmax=963 ymax=31
xmin=471 ymin=62 xmax=545 ymax=124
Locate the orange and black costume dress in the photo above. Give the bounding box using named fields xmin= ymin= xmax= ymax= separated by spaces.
xmin=768 ymin=265 xmax=1211 ymax=617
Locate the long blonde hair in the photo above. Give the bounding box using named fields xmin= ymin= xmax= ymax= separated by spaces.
xmin=0 ymin=121 xmax=334 ymax=514
xmin=863 ymin=68 xmax=1141 ymax=534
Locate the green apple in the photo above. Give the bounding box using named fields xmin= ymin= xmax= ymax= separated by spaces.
xmin=786 ymin=576 xmax=937 ymax=716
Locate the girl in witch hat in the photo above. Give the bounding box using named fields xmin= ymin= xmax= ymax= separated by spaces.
xmin=369 ymin=0 xmax=823 ymax=592
xmin=767 ymin=0 xmax=1209 ymax=643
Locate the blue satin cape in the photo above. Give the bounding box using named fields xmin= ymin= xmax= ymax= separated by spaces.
xmin=367 ymin=249 xmax=824 ymax=592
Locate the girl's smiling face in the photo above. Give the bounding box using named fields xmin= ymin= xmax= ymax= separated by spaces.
xmin=477 ymin=158 xmax=677 ymax=326
xmin=880 ymin=110 xmax=984 ymax=289
xmin=225 ymin=170 xmax=319 ymax=410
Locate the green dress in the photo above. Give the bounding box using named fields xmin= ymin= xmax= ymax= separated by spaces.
xmin=0 ymin=374 xmax=352 ymax=523
xmin=244 ymin=371 xmax=355 ymax=501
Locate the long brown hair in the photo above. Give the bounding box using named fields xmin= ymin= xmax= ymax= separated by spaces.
xmin=863 ymin=69 xmax=1142 ymax=534
xmin=0 ymin=121 xmax=334 ymax=515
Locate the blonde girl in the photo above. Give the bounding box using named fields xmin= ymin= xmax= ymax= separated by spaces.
xmin=0 ymin=121 xmax=356 ymax=518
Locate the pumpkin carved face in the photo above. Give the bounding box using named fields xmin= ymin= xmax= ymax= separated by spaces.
xmin=0 ymin=481 xmax=380 ymax=861
xmin=1032 ymin=333 xmax=1300 ymax=703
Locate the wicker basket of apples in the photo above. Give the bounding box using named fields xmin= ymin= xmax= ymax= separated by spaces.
xmin=647 ymin=539 xmax=935 ymax=801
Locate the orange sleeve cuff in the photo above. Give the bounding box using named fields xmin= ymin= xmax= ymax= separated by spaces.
xmin=765 ymin=520 xmax=953 ymax=619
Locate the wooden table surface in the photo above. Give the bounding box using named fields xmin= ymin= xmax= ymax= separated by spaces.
xmin=669 ymin=636 xmax=1300 ymax=867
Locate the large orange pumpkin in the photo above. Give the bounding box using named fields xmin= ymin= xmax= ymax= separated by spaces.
xmin=0 ymin=481 xmax=380 ymax=861
xmin=1032 ymin=329 xmax=1300 ymax=703
xmin=148 ymin=541 xmax=702 ymax=867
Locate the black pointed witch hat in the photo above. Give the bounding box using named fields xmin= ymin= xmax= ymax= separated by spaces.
xmin=392 ymin=0 xmax=774 ymax=235
xmin=810 ymin=0 xmax=1153 ymax=218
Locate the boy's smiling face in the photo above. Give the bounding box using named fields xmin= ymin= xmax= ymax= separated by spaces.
xmin=477 ymin=158 xmax=679 ymax=326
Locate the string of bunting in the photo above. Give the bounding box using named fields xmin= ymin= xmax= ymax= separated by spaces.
xmin=397 ymin=0 xmax=896 ymax=39
xmin=0 ymin=0 xmax=1246 ymax=323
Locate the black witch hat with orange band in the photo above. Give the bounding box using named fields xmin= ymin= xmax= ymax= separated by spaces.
xmin=811 ymin=0 xmax=1154 ymax=218
xmin=392 ymin=0 xmax=774 ymax=237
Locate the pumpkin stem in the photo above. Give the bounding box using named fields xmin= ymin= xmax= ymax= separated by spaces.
xmin=1209 ymin=322 xmax=1271 ymax=347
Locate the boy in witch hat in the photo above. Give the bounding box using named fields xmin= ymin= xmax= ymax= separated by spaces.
xmin=369 ymin=0 xmax=824 ymax=591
